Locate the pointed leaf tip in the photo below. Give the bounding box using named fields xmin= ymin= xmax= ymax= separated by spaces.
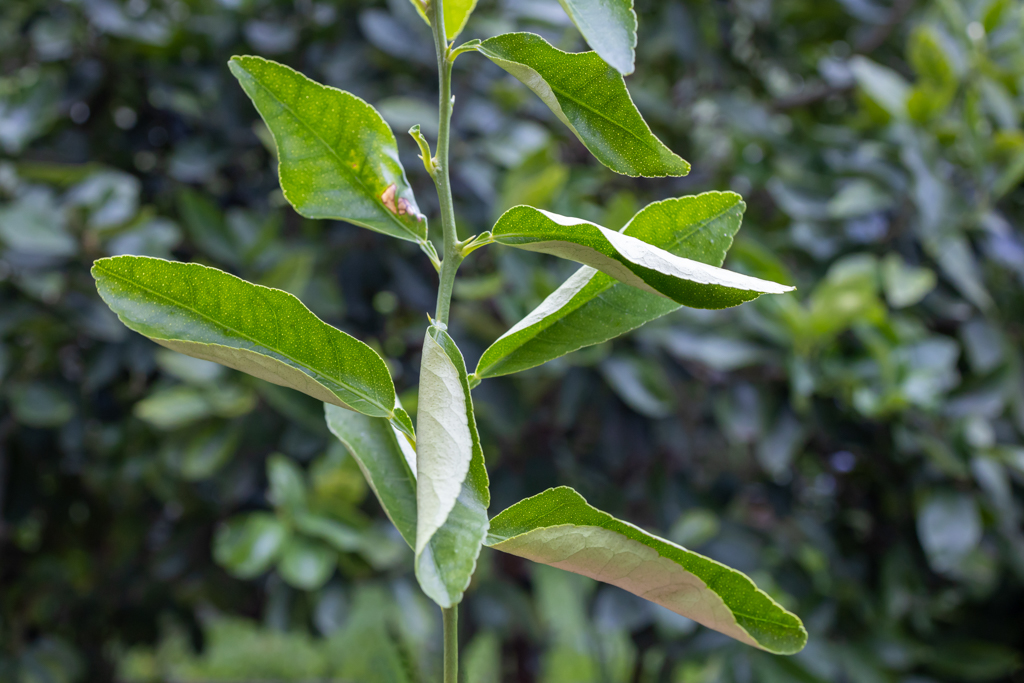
xmin=490 ymin=204 xmax=791 ymax=309
xmin=475 ymin=33 xmax=688 ymax=177
xmin=487 ymin=487 xmax=807 ymax=654
xmin=475 ymin=193 xmax=757 ymax=379
xmin=407 ymin=0 xmax=479 ymax=41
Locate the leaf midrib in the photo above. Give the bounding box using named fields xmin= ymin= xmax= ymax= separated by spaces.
xmin=237 ymin=59 xmax=411 ymax=238
xmin=480 ymin=44 xmax=653 ymax=151
xmin=97 ymin=262 xmax=384 ymax=412
xmin=551 ymin=67 xmax=651 ymax=149
xmin=498 ymin=202 xmax=739 ymax=255
xmin=489 ymin=201 xmax=740 ymax=360
xmin=494 ymin=514 xmax=802 ymax=634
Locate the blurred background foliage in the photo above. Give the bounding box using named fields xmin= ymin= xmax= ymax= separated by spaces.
xmin=1 ymin=0 xmax=1024 ymax=681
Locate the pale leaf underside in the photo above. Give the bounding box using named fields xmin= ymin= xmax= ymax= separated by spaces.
xmin=491 ymin=205 xmax=791 ymax=309
xmin=558 ymin=0 xmax=638 ymax=75
xmin=413 ymin=327 xmax=490 ymax=607
xmin=92 ymin=255 xmax=403 ymax=427
xmin=475 ymin=192 xmax=750 ymax=379
xmin=487 ymin=487 xmax=807 ymax=655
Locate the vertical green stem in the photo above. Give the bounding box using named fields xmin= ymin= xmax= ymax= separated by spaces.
xmin=442 ymin=606 xmax=459 ymax=683
xmin=430 ymin=0 xmax=461 ymax=679
xmin=430 ymin=0 xmax=463 ymax=326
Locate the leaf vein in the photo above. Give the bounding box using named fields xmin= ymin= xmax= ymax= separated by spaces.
xmin=96 ymin=262 xmax=384 ymax=412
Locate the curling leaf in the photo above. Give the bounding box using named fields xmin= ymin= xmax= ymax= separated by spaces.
xmin=415 ymin=326 xmax=489 ymax=607
xmin=490 ymin=204 xmax=791 ymax=308
xmin=325 ymin=406 xmax=418 ymax=549
xmin=487 ymin=487 xmax=807 ymax=655
xmin=475 ymin=193 xmax=748 ymax=379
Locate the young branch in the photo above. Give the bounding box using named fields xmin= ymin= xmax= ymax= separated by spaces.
xmin=442 ymin=606 xmax=458 ymax=683
xmin=430 ymin=0 xmax=463 ymax=327
xmin=428 ymin=1 xmax=462 ymax=679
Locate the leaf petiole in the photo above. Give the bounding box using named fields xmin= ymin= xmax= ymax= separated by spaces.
xmin=419 ymin=238 xmax=442 ymax=273
xmin=449 ymin=39 xmax=481 ymax=63
xmin=458 ymin=231 xmax=494 ymax=257
xmin=409 ymin=124 xmax=437 ymax=177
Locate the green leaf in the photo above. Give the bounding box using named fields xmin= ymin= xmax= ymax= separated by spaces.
xmin=293 ymin=512 xmax=365 ymax=553
xmin=0 ymin=188 xmax=75 ymax=258
xmin=908 ymin=25 xmax=956 ymax=87
xmin=415 ymin=326 xmax=490 ymax=607
xmin=463 ymin=632 xmax=502 ymax=683
xmin=882 ymin=253 xmax=936 ymax=309
xmin=331 ymin=587 xmax=415 ymax=683
xmin=324 ymin=406 xmax=418 ymax=549
xmin=474 ymin=33 xmax=689 ymax=177
xmin=490 ymin=205 xmax=789 ymax=306
xmin=408 ymin=0 xmax=479 ymax=41
xmin=267 ymin=454 xmax=308 ymax=514
xmin=228 ymin=55 xmax=426 ymax=243
xmin=558 ymin=0 xmax=637 ymax=75
xmin=850 ymin=55 xmax=910 ymax=119
xmin=6 ymin=382 xmax=75 ymax=428
xmin=600 ymin=355 xmax=674 ymax=418
xmin=214 ymin=512 xmax=290 ymax=579
xmin=487 ymin=487 xmax=807 ymax=655
xmin=92 ymin=255 xmax=409 ymax=434
xmin=277 ymin=536 xmax=335 ymax=590
xmin=134 ymin=384 xmax=256 ymax=430
xmin=176 ymin=188 xmax=237 ymax=266
xmin=175 ymin=424 xmax=241 ymax=481
xmin=474 ymin=193 xmax=749 ymax=379
xmin=325 ymin=399 xmax=491 ymax=596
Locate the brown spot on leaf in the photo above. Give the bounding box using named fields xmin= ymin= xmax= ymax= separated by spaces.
xmin=382 ymin=184 xmax=423 ymax=221
xmin=381 ymin=184 xmax=398 ymax=213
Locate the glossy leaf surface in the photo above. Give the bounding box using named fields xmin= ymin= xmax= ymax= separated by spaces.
xmin=558 ymin=0 xmax=637 ymax=74
xmin=490 ymin=204 xmax=790 ymax=307
xmin=476 ymin=193 xmax=748 ymax=378
xmin=414 ymin=326 xmax=489 ymax=607
xmin=474 ymin=33 xmax=688 ymax=177
xmin=408 ymin=0 xmax=478 ymax=41
xmin=229 ymin=55 xmax=426 ymax=242
xmin=487 ymin=487 xmax=807 ymax=655
xmin=92 ymin=256 xmax=405 ymax=427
